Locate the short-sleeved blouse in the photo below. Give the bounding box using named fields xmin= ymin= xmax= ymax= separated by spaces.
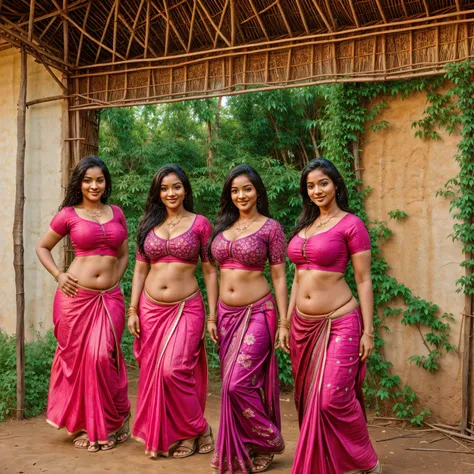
xmin=287 ymin=213 xmax=370 ymax=273
xmin=136 ymin=214 xmax=212 ymax=265
xmin=211 ymin=218 xmax=286 ymax=272
xmin=49 ymin=205 xmax=128 ymax=258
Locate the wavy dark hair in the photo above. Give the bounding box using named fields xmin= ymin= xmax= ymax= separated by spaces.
xmin=59 ymin=155 xmax=112 ymax=210
xmin=289 ymin=158 xmax=352 ymax=240
xmin=208 ymin=164 xmax=270 ymax=263
xmin=137 ymin=164 xmax=194 ymax=257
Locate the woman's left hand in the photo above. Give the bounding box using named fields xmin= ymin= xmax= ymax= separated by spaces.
xmin=359 ymin=333 xmax=374 ymax=361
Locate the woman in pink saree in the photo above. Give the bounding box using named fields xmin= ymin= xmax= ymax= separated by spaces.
xmin=36 ymin=156 xmax=130 ymax=452
xmin=208 ymin=165 xmax=288 ymax=473
xmin=128 ymin=164 xmax=218 ymax=459
xmin=284 ymin=158 xmax=381 ymax=474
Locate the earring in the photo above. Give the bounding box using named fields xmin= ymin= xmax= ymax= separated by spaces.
xmin=336 ymin=190 xmax=341 ymax=200
xmin=184 ymin=195 xmax=188 ymax=203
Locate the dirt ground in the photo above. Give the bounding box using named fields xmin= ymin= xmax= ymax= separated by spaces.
xmin=1 ymin=374 xmax=474 ymax=474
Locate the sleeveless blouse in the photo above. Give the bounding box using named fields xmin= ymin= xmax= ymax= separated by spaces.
xmin=211 ymin=218 xmax=286 ymax=272
xmin=287 ymin=213 xmax=370 ymax=273
xmin=136 ymin=214 xmax=212 ymax=265
xmin=49 ymin=205 xmax=128 ymax=258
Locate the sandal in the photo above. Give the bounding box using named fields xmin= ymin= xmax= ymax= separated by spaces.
xmin=100 ymin=433 xmax=116 ymax=451
xmin=251 ymin=453 xmax=274 ymax=473
xmin=173 ymin=438 xmax=197 ymax=459
xmin=116 ymin=413 xmax=131 ymax=444
xmin=87 ymin=441 xmax=100 ymax=453
xmin=197 ymin=425 xmax=215 ymax=454
xmin=365 ymin=461 xmax=383 ymax=474
xmin=73 ymin=432 xmax=90 ymax=450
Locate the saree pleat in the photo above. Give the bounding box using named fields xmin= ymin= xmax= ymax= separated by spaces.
xmin=291 ymin=308 xmax=378 ymax=474
xmin=212 ymin=293 xmax=284 ymax=474
xmin=132 ymin=290 xmax=208 ymax=457
xmin=47 ymin=285 xmax=130 ymax=444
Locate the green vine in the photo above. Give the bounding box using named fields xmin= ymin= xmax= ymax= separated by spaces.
xmin=320 ymin=78 xmax=457 ymax=424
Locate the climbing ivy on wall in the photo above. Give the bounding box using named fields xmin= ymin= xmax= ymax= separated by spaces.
xmin=320 ymin=77 xmax=461 ymax=423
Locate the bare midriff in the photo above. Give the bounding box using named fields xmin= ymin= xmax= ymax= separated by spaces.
xmin=219 ymin=269 xmax=271 ymax=307
xmin=295 ymin=269 xmax=358 ymax=319
xmin=144 ymin=262 xmax=199 ymax=303
xmin=69 ymin=255 xmax=121 ymax=290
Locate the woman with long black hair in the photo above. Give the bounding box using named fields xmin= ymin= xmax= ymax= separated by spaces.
xmin=36 ymin=155 xmax=131 ymax=452
xmin=128 ymin=164 xmax=217 ymax=459
xmin=286 ymin=158 xmax=380 ymax=473
xmin=208 ymin=165 xmax=287 ymax=473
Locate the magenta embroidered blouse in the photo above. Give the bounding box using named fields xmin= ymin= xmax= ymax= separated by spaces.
xmin=49 ymin=205 xmax=128 ymax=258
xmin=287 ymin=213 xmax=371 ymax=273
xmin=136 ymin=214 xmax=212 ymax=265
xmin=211 ymin=218 xmax=287 ymax=272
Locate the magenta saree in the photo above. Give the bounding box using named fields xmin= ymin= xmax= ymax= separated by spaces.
xmin=132 ymin=290 xmax=208 ymax=457
xmin=291 ymin=308 xmax=378 ymax=474
xmin=47 ymin=285 xmax=130 ymax=445
xmin=211 ymin=293 xmax=284 ymax=474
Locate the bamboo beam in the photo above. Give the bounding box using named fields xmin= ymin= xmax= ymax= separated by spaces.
xmin=125 ymin=0 xmax=145 ymax=58
xmin=63 ymin=0 xmax=68 ymax=63
xmin=17 ymin=0 xmax=88 ymax=27
xmin=324 ymin=0 xmax=336 ymax=30
xmin=94 ymin=0 xmax=116 ymax=62
xmin=39 ymin=16 xmax=57 ymax=40
xmin=422 ymin=0 xmax=430 ymax=17
xmin=14 ymin=46 xmax=27 ymax=422
xmin=196 ymin=0 xmax=231 ymax=47
xmin=113 ymin=0 xmax=120 ymax=62
xmin=295 ymin=0 xmax=309 ymax=34
xmin=75 ymin=0 xmax=92 ymax=66
xmin=119 ymin=11 xmax=158 ymax=58
xmin=28 ymin=0 xmax=36 ymax=42
xmin=230 ymin=0 xmax=236 ymax=45
xmin=26 ymin=94 xmax=73 ymax=107
xmin=248 ymin=0 xmax=269 ymax=41
xmin=37 ymin=52 xmax=68 ymax=92
xmin=310 ymin=0 xmax=333 ymax=32
xmin=144 ymin=0 xmax=151 ymax=58
xmin=163 ymin=0 xmax=170 ymax=56
xmin=195 ymin=3 xmax=215 ymax=44
xmin=187 ymin=0 xmax=196 ymax=52
xmin=375 ymin=0 xmax=388 ymax=23
xmin=455 ymin=0 xmax=461 ymax=12
xmin=348 ymin=0 xmax=360 ymax=28
xmin=276 ymin=0 xmax=293 ymax=37
xmin=213 ymin=0 xmax=230 ymax=48
xmin=400 ymin=0 xmax=408 ymax=17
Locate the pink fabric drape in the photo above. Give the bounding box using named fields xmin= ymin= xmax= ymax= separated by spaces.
xmin=211 ymin=293 xmax=284 ymax=474
xmin=291 ymin=308 xmax=378 ymax=474
xmin=132 ymin=290 xmax=208 ymax=457
xmin=47 ymin=285 xmax=130 ymax=444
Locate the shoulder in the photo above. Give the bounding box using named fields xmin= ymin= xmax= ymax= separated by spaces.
xmin=54 ymin=206 xmax=74 ymax=221
xmin=195 ymin=214 xmax=211 ymax=226
xmin=342 ymin=213 xmax=367 ymax=230
xmin=111 ymin=205 xmax=126 ymax=219
xmin=265 ymin=218 xmax=284 ymax=232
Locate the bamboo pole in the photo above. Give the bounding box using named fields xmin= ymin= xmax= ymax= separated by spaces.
xmin=213 ymin=0 xmax=230 ymax=48
xmin=14 ymin=46 xmax=27 ymax=422
xmin=125 ymin=0 xmax=145 ymax=58
xmin=28 ymin=0 xmax=36 ymax=42
xmin=196 ymin=0 xmax=231 ymax=46
xmin=187 ymin=0 xmax=197 ymax=52
xmin=295 ymin=0 xmax=309 ymax=34
xmin=230 ymin=0 xmax=236 ymax=45
xmin=144 ymin=0 xmax=150 ymax=59
xmin=247 ymin=0 xmax=269 ymax=41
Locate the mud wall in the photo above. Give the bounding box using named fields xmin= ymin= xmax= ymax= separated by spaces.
xmin=362 ymin=89 xmax=464 ymax=423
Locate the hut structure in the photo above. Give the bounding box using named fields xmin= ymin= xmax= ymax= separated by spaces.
xmin=0 ymin=0 xmax=473 ymax=427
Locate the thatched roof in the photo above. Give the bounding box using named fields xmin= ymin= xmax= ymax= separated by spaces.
xmin=1 ymin=1 xmax=473 ymax=108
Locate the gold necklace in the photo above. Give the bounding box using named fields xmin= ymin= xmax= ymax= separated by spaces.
xmin=82 ymin=204 xmax=104 ymax=218
xmin=315 ymin=210 xmax=340 ymax=229
xmin=235 ymin=215 xmax=259 ymax=235
xmin=166 ymin=212 xmax=185 ymax=229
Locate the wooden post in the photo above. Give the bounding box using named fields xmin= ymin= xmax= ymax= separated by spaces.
xmin=14 ymin=46 xmax=27 ymax=421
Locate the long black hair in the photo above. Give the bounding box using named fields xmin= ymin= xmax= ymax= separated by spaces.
xmin=289 ymin=158 xmax=351 ymax=240
xmin=137 ymin=164 xmax=194 ymax=257
xmin=59 ymin=156 xmax=112 ymax=210
xmin=207 ymin=164 xmax=270 ymax=263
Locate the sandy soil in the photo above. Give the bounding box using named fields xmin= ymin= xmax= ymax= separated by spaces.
xmin=1 ymin=375 xmax=473 ymax=474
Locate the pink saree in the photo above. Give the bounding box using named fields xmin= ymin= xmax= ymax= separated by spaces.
xmin=132 ymin=290 xmax=208 ymax=457
xmin=47 ymin=285 xmax=130 ymax=445
xmin=291 ymin=308 xmax=378 ymax=474
xmin=211 ymin=293 xmax=284 ymax=474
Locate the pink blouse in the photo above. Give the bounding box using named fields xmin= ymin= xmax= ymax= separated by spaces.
xmin=136 ymin=214 xmax=212 ymax=265
xmin=49 ymin=205 xmax=128 ymax=258
xmin=287 ymin=213 xmax=370 ymax=273
xmin=211 ymin=218 xmax=286 ymax=272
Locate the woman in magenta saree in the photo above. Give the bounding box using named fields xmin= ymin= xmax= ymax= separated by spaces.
xmin=285 ymin=158 xmax=381 ymax=474
xmin=208 ymin=165 xmax=288 ymax=473
xmin=128 ymin=164 xmax=218 ymax=459
xmin=36 ymin=156 xmax=130 ymax=452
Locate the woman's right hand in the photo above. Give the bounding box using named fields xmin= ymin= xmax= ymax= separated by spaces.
xmin=57 ymin=272 xmax=78 ymax=297
xmin=207 ymin=322 xmax=218 ymax=344
xmin=128 ymin=313 xmax=140 ymax=338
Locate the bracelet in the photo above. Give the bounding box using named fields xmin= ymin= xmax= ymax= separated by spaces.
xmin=363 ymin=330 xmax=375 ymax=338
xmin=53 ymin=270 xmax=61 ymax=282
xmin=127 ymin=306 xmax=138 ymax=317
xmin=207 ymin=317 xmax=217 ymax=324
xmin=278 ymin=319 xmax=290 ymax=329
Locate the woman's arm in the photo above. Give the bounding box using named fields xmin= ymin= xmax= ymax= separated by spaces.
xmin=127 ymin=260 xmax=150 ymax=338
xmin=116 ymin=240 xmax=129 ymax=281
xmin=203 ymin=262 xmax=219 ymax=344
xmin=36 ymin=228 xmax=78 ymax=297
xmin=270 ymin=263 xmax=289 ymax=352
xmin=278 ymin=270 xmax=297 ymax=353
xmin=351 ymin=250 xmax=374 ymax=361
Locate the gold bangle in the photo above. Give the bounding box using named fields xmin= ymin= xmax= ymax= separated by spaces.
xmin=363 ymin=330 xmax=375 ymax=338
xmin=278 ymin=319 xmax=290 ymax=329
xmin=207 ymin=317 xmax=217 ymax=324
